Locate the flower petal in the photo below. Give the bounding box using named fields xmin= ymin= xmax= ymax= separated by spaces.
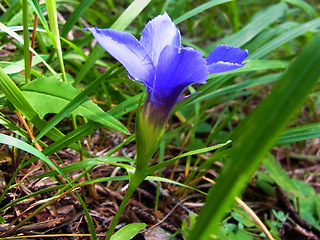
xmin=206 ymin=45 xmax=248 ymax=74
xmin=207 ymin=61 xmax=247 ymax=74
xmin=85 ymin=27 xmax=155 ymax=86
xmin=140 ymin=12 xmax=181 ymax=68
xmin=152 ymin=45 xmax=208 ymax=108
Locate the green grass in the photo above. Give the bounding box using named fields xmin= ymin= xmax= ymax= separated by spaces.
xmin=0 ymin=0 xmax=319 ymax=239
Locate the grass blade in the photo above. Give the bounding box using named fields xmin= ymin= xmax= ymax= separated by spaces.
xmin=60 ymin=0 xmax=95 ymax=38
xmin=22 ymin=0 xmax=31 ymax=83
xmin=207 ymin=2 xmax=288 ymax=49
xmin=249 ymin=18 xmax=320 ymax=60
xmin=45 ymin=0 xmax=66 ymax=81
xmin=173 ymin=0 xmax=232 ymax=24
xmin=277 ymin=123 xmax=320 ymax=145
xmin=190 ymin=33 xmax=320 ymax=240
xmin=0 ymin=21 xmax=56 ymax=74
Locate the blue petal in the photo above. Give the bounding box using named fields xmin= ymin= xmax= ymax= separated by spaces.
xmin=140 ymin=12 xmax=181 ymax=68
xmin=207 ymin=61 xmax=247 ymax=74
xmin=152 ymin=45 xmax=208 ymax=108
xmin=85 ymin=27 xmax=155 ymax=86
xmin=206 ymin=45 xmax=248 ymax=74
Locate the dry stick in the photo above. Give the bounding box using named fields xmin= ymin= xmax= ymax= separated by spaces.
xmin=17 ymin=111 xmax=42 ymax=151
xmin=202 ymin=176 xmax=275 ymax=240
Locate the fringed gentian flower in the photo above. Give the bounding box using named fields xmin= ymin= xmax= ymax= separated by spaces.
xmin=85 ymin=13 xmax=248 ymax=169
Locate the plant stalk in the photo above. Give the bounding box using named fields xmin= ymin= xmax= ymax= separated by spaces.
xmin=104 ymin=170 xmax=146 ymax=240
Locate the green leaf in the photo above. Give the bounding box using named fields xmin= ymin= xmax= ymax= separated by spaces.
xmin=190 ymin=33 xmax=320 ymax=240
xmin=20 ymin=76 xmax=128 ymax=134
xmin=110 ymin=223 xmax=146 ymax=240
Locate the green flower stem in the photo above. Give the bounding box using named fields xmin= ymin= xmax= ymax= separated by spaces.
xmin=105 ymin=169 xmax=147 ymax=240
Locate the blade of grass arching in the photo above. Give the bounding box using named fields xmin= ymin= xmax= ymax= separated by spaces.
xmin=244 ymin=21 xmax=299 ymax=52
xmin=173 ymin=0 xmax=232 ymax=24
xmin=107 ymin=93 xmax=143 ymax=118
xmin=276 ymin=123 xmax=320 ymax=145
xmin=74 ymin=0 xmax=151 ymax=86
xmin=60 ymin=0 xmax=94 ymax=38
xmin=22 ymin=0 xmax=31 ymax=83
xmin=29 ymin=156 xmax=133 ymax=179
xmin=206 ymin=2 xmax=288 ymax=50
xmin=0 ymin=22 xmax=56 ymax=74
xmin=146 ymin=140 xmax=232 ymax=175
xmin=61 ymin=37 xmax=87 ymax=60
xmin=189 ymin=34 xmax=320 ymax=240
xmin=284 ymin=0 xmax=317 ymax=17
xmin=249 ymin=17 xmax=320 ymax=60
xmin=45 ymin=0 xmax=66 ymax=81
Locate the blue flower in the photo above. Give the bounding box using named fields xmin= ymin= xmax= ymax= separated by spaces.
xmin=85 ymin=12 xmax=248 ymax=126
xmin=86 ymin=12 xmax=248 ymax=169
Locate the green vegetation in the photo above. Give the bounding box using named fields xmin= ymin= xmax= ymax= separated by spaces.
xmin=0 ymin=0 xmax=319 ymax=239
